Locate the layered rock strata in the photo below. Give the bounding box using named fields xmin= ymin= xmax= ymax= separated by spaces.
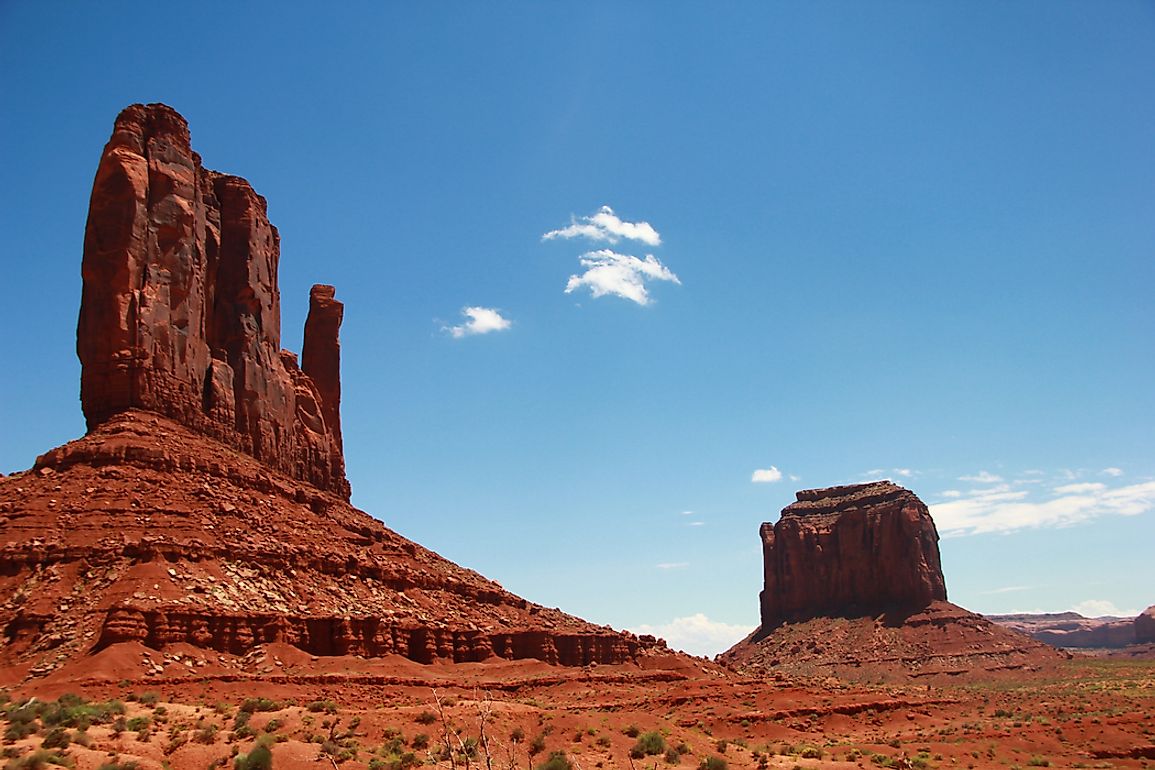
xmin=78 ymin=103 xmax=348 ymax=498
xmin=0 ymin=412 xmax=662 ymax=678
xmin=759 ymin=481 xmax=947 ymax=627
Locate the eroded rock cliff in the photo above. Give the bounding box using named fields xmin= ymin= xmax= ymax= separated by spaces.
xmin=759 ymin=481 xmax=947 ymax=627
xmin=78 ymin=103 xmax=348 ymax=498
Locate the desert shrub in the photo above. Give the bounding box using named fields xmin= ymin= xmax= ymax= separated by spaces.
xmin=632 ymin=732 xmax=667 ymax=758
xmin=39 ymin=728 xmax=70 ymax=750
xmin=1027 ymin=758 xmax=1050 ymax=768
xmin=535 ymin=751 xmax=573 ymax=770
xmin=714 ymin=739 xmax=728 ymax=754
xmin=195 ymin=723 xmax=220 ymax=744
xmin=136 ymin=693 xmax=159 ymax=707
xmin=306 ymin=701 xmax=337 ymax=715
xmin=622 ymin=725 xmax=641 ymax=738
xmin=262 ymin=719 xmax=282 ymax=734
xmin=125 ymin=717 xmax=150 ymax=733
xmin=413 ymin=711 xmax=436 ymax=726
xmin=238 ymin=699 xmax=279 ymax=714
xmin=596 ymin=736 xmax=611 ymax=748
xmin=798 ymin=745 xmax=822 ymax=759
xmin=665 ymin=747 xmax=682 ymax=764
xmin=5 ymin=749 xmax=74 ymax=769
xmin=529 ymin=733 xmax=547 ymax=756
xmin=95 ymin=761 xmax=139 ymax=770
xmin=698 ymin=757 xmax=727 ymax=770
xmin=235 ymin=741 xmax=273 ymax=770
xmin=410 ymin=734 xmax=429 ymax=750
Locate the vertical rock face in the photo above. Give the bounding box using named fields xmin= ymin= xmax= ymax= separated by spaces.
xmin=1136 ymin=606 xmax=1155 ymax=644
xmin=77 ymin=103 xmax=349 ymax=499
xmin=759 ymin=481 xmax=946 ymax=627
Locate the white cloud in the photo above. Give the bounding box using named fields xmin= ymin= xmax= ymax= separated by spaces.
xmin=445 ymin=306 xmax=512 ymax=338
xmin=751 ymin=467 xmax=783 ymax=483
xmin=629 ymin=613 xmax=754 ymax=657
xmin=680 ymin=510 xmax=694 ymax=516
xmin=543 ymin=205 xmax=661 ymax=246
xmin=564 ymin=249 xmax=680 ymax=305
xmin=894 ymin=468 xmax=914 ymax=478
xmin=1053 ymin=482 xmax=1106 ymax=495
xmin=959 ymin=470 xmax=1003 ymax=483
xmin=931 ymin=479 xmax=1155 ymax=537
xmin=686 ymin=521 xmax=705 ymax=527
xmin=1102 ymin=467 xmax=1124 ymax=477
xmin=789 ymin=474 xmax=801 ymax=482
xmin=1072 ymin=599 xmax=1141 ymax=618
xmin=656 ymin=562 xmax=689 ymax=570
xmin=939 ymin=490 xmax=962 ymax=499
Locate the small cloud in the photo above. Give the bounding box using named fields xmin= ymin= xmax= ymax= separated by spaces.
xmin=1053 ymin=482 xmax=1106 ymax=495
xmin=863 ymin=468 xmax=885 ymax=477
xmin=1072 ymin=599 xmax=1140 ymax=618
xmin=565 ymin=249 xmax=680 ymax=306
xmin=751 ymin=467 xmax=783 ymax=483
xmin=543 ymin=205 xmax=661 ymax=246
xmin=893 ymin=468 xmax=914 ymax=478
xmin=628 ymin=613 xmax=754 ymax=657
xmin=939 ymin=490 xmax=962 ymax=498
xmin=680 ymin=510 xmax=695 ymax=516
xmin=686 ymin=521 xmax=705 ymax=527
xmin=959 ymin=470 xmax=1003 ymax=484
xmin=789 ymin=474 xmax=801 ymax=482
xmin=445 ymin=306 xmax=512 ymax=338
xmin=1102 ymin=467 xmax=1124 ymax=477
xmin=656 ymin=562 xmax=689 ymax=570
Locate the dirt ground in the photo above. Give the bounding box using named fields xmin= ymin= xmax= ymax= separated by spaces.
xmin=2 ymin=647 xmax=1152 ymax=770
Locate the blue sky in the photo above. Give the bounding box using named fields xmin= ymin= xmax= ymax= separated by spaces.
xmin=2 ymin=2 xmax=1153 ymax=656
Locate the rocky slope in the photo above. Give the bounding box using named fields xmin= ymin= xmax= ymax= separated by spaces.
xmin=723 ymin=482 xmax=1062 ymax=679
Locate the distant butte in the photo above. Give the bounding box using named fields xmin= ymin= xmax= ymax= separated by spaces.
xmin=721 ymin=481 xmax=1063 ymax=679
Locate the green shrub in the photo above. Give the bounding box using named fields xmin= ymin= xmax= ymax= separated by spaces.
xmin=414 ymin=711 xmax=436 ymax=726
xmin=5 ymin=749 xmax=74 ymax=769
xmin=632 ymin=732 xmax=667 ymax=758
xmin=623 ymin=725 xmax=641 ymax=738
xmin=665 ymin=747 xmax=682 ymax=764
xmin=238 ymin=699 xmax=279 ymax=714
xmin=535 ymin=751 xmax=573 ymax=770
xmin=411 ymin=734 xmax=429 ymax=750
xmin=698 ymin=757 xmax=727 ymax=770
xmin=1027 ymin=758 xmax=1050 ymax=768
xmin=306 ymin=701 xmax=337 ymax=715
xmin=39 ymin=728 xmax=70 ymax=750
xmin=95 ymin=761 xmax=140 ymax=770
xmin=235 ymin=741 xmax=273 ymax=770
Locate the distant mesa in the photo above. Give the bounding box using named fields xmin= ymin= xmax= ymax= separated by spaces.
xmin=721 ymin=481 xmax=1063 ymax=679
xmin=78 ymin=103 xmax=348 ymax=498
xmin=990 ymin=604 xmax=1155 ymax=653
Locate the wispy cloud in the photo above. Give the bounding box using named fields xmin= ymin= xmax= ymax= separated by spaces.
xmin=543 ymin=205 xmax=661 ymax=246
xmin=445 ymin=306 xmax=512 ymax=338
xmin=959 ymin=470 xmax=1003 ymax=483
xmin=564 ymin=249 xmax=680 ymax=305
xmin=931 ymin=479 xmax=1155 ymax=537
xmin=685 ymin=521 xmax=705 ymax=527
xmin=1102 ymin=467 xmax=1124 ymax=477
xmin=751 ymin=467 xmax=783 ymax=483
xmin=629 ymin=613 xmax=754 ymax=657
xmin=1053 ymin=482 xmax=1105 ymax=495
xmin=980 ymin=585 xmax=1034 ymax=595
xmin=1072 ymin=599 xmax=1140 ymax=618
xmin=656 ymin=562 xmax=690 ymax=570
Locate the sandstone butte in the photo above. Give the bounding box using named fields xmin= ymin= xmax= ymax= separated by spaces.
xmin=0 ymin=104 xmax=697 ymax=685
xmin=720 ymin=481 xmax=1064 ymax=680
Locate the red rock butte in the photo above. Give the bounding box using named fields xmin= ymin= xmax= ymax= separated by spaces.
xmin=759 ymin=481 xmax=947 ymax=627
xmin=78 ymin=103 xmax=348 ymax=498
xmin=0 ymin=104 xmax=682 ymax=684
xmin=722 ymin=481 xmax=1063 ymax=679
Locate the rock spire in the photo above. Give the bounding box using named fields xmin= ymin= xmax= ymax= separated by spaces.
xmin=77 ymin=103 xmax=348 ymax=498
